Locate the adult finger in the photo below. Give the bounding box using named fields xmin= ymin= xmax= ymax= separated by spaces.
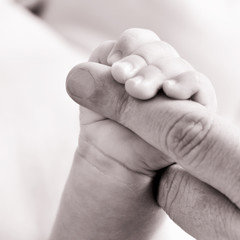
xmin=66 ymin=62 xmax=240 ymax=208
xmin=158 ymin=165 xmax=240 ymax=240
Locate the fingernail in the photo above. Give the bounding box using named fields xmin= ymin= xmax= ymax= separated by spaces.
xmin=166 ymin=79 xmax=176 ymax=86
xmin=112 ymin=61 xmax=134 ymax=84
xmin=114 ymin=61 xmax=133 ymax=73
xmin=128 ymin=76 xmax=144 ymax=85
xmin=108 ymin=50 xmax=122 ymax=65
xmin=66 ymin=68 xmax=95 ymax=99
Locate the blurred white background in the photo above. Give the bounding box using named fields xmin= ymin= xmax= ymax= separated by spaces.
xmin=1 ymin=0 xmax=240 ymax=239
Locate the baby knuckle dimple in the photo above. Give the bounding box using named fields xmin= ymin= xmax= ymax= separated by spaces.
xmin=117 ymin=28 xmax=160 ymax=54
xmin=165 ymin=108 xmax=214 ymax=166
xmin=180 ymin=71 xmax=208 ymax=88
xmin=155 ymin=57 xmax=193 ymax=79
xmin=133 ymin=41 xmax=178 ymax=64
xmin=160 ymin=41 xmax=179 ymax=57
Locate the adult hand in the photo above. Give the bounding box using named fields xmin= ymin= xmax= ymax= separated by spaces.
xmin=66 ymin=60 xmax=240 ymax=239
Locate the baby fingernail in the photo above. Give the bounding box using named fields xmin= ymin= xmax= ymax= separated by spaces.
xmin=129 ymin=76 xmax=143 ymax=85
xmin=108 ymin=50 xmax=122 ymax=65
xmin=166 ymin=79 xmax=176 ymax=86
xmin=115 ymin=61 xmax=133 ymax=72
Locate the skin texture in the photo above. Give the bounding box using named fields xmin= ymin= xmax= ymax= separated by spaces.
xmin=51 ymin=29 xmax=240 ymax=240
xmin=109 ymin=29 xmax=216 ymax=112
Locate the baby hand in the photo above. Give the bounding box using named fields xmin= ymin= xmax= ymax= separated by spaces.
xmin=108 ymin=29 xmax=217 ymax=112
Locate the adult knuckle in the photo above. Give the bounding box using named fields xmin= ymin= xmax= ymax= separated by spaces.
xmin=166 ymin=108 xmax=214 ymax=167
xmin=228 ymin=210 xmax=240 ymax=240
xmin=113 ymin=90 xmax=132 ymax=124
xmin=159 ymin=166 xmax=189 ymax=220
xmin=234 ymin=197 xmax=240 ymax=209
